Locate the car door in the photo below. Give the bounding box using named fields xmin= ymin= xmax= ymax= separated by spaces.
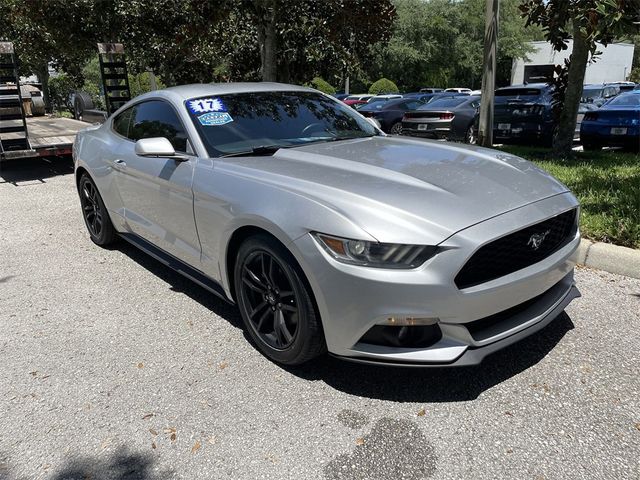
xmin=113 ymin=99 xmax=201 ymax=267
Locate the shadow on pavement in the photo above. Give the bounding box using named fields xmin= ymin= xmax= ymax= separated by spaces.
xmin=115 ymin=240 xmax=242 ymax=328
xmin=0 ymin=156 xmax=73 ymax=186
xmin=49 ymin=447 xmax=173 ymax=480
xmin=286 ymin=312 xmax=575 ymax=403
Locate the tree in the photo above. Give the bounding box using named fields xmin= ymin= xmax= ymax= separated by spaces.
xmin=365 ymin=0 xmax=542 ymax=91
xmin=520 ymin=0 xmax=640 ymax=156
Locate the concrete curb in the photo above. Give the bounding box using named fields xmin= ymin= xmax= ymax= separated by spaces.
xmin=577 ymin=239 xmax=640 ymax=279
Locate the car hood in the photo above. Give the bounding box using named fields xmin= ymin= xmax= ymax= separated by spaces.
xmin=216 ymin=136 xmax=570 ymax=244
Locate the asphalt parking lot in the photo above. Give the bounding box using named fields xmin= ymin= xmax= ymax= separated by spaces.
xmin=1 ymin=158 xmax=639 ymax=480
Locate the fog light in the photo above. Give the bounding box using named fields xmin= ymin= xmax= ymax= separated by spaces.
xmin=382 ymin=316 xmax=439 ymax=326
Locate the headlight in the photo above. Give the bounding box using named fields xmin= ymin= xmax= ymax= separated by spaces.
xmin=312 ymin=233 xmax=438 ymax=269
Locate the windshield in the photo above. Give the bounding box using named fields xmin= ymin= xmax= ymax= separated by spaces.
xmin=186 ymin=91 xmax=378 ymax=157
xmin=582 ymin=87 xmax=603 ymax=100
xmin=607 ymin=94 xmax=640 ymax=106
xmin=420 ymin=97 xmax=468 ymax=109
xmin=360 ymin=100 xmax=388 ymax=110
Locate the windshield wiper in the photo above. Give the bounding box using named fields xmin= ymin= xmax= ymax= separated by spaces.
xmin=221 ymin=145 xmax=286 ymax=158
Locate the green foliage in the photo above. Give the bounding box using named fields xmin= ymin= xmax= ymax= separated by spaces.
xmin=628 ymin=67 xmax=640 ymax=83
xmin=48 ymin=74 xmax=79 ymax=114
xmin=500 ymin=146 xmax=640 ymax=249
xmin=364 ymin=0 xmax=542 ymax=91
xmin=368 ymin=78 xmax=399 ymax=94
xmin=308 ymin=77 xmax=336 ymax=95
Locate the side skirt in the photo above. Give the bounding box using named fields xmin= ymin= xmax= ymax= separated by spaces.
xmin=119 ymin=232 xmax=233 ymax=305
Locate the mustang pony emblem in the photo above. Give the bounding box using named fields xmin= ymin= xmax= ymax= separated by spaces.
xmin=527 ymin=229 xmax=551 ymax=250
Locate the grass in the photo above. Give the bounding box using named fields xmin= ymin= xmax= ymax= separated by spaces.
xmin=497 ymin=146 xmax=640 ymax=250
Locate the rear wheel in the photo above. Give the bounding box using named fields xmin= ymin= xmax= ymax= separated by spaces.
xmin=389 ymin=122 xmax=403 ymax=135
xmin=234 ymin=235 xmax=325 ymax=365
xmin=78 ymin=174 xmax=117 ymax=246
xmin=464 ymin=124 xmax=477 ymax=144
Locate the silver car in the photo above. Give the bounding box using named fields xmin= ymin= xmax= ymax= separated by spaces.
xmin=73 ymin=82 xmax=581 ymax=366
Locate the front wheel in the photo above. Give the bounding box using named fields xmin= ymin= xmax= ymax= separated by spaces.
xmin=234 ymin=235 xmax=325 ymax=365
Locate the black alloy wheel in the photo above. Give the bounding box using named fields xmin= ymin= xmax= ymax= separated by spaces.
xmin=235 ymin=235 xmax=325 ymax=365
xmin=79 ymin=174 xmax=117 ymax=246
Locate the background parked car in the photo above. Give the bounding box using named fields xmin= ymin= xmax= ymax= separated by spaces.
xmin=580 ymin=90 xmax=640 ymax=151
xmin=419 ymin=87 xmax=444 ymax=93
xmin=444 ymin=87 xmax=472 ymax=93
xmin=343 ymin=94 xmax=374 ymax=109
xmin=493 ymin=83 xmax=555 ymax=146
xmin=606 ymin=81 xmax=636 ymax=93
xmin=359 ymin=97 xmax=425 ymax=134
xmin=576 ymin=102 xmax=599 ymax=141
xmin=332 ymin=93 xmax=349 ymax=101
xmin=366 ymin=94 xmax=403 ymax=103
xmin=581 ymin=84 xmax=620 ymax=107
xmin=402 ymin=95 xmax=481 ymax=143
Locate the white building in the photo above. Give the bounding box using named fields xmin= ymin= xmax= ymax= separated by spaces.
xmin=511 ymin=40 xmax=634 ymax=85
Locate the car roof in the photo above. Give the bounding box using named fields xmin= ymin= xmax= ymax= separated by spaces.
xmin=498 ymin=83 xmax=549 ymax=90
xmin=139 ymin=82 xmax=317 ymax=103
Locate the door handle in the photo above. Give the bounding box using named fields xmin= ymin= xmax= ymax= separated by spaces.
xmin=113 ymin=159 xmax=127 ymax=170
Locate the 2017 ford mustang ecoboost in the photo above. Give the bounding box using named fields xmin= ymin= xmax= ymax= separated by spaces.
xmin=73 ymin=83 xmax=581 ymax=366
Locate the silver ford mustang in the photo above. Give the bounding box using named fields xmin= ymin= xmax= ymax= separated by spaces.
xmin=73 ymin=82 xmax=581 ymax=366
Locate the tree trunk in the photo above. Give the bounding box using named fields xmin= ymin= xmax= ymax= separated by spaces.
xmin=553 ymin=25 xmax=589 ymax=156
xmin=256 ymin=0 xmax=278 ymax=82
xmin=37 ymin=64 xmax=51 ymax=113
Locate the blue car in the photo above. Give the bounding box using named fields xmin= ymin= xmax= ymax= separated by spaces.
xmin=580 ymin=90 xmax=640 ymax=151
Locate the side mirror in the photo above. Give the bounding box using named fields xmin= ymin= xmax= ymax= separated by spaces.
xmin=135 ymin=137 xmax=187 ymax=160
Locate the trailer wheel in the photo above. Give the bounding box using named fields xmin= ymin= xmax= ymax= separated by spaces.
xmin=73 ymin=92 xmax=94 ymax=121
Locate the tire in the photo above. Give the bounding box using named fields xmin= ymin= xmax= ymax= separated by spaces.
xmin=389 ymin=122 xmax=403 ymax=135
xmin=73 ymin=91 xmax=94 ymax=121
xmin=234 ymin=235 xmax=326 ymax=365
xmin=464 ymin=124 xmax=477 ymax=144
xmin=78 ymin=174 xmax=117 ymax=246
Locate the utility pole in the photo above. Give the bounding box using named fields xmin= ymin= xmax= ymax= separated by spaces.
xmin=478 ymin=0 xmax=499 ymax=147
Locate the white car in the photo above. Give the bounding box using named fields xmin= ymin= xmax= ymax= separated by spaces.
xmin=445 ymin=88 xmax=472 ymax=93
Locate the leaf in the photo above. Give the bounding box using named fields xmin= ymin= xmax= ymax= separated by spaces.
xmin=149 ymin=429 xmax=158 ymax=436
xmin=191 ymin=440 xmax=201 ymax=454
xmin=417 ymin=408 xmax=426 ymax=417
xmin=151 ymin=441 xmax=157 ymax=450
xmin=137 ymin=362 xmax=144 ymax=369
xmin=219 ymin=362 xmax=229 ymax=370
xmin=355 ymin=437 xmax=365 ymax=446
xmin=163 ymin=427 xmax=177 ymax=434
xmin=142 ymin=413 xmax=154 ymax=420
xmin=635 ymin=422 xmax=640 ymax=432
xmin=170 ymin=433 xmax=177 ymax=442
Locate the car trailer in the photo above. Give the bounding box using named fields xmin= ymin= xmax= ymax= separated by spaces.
xmin=0 ymin=41 xmax=89 ymax=163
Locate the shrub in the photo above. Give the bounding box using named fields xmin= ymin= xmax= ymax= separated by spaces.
xmin=368 ymin=78 xmax=399 ymax=95
xmin=48 ymin=73 xmax=80 ymax=115
xmin=308 ymin=77 xmax=336 ymax=95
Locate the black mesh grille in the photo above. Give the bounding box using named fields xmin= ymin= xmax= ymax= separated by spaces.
xmin=455 ymin=209 xmax=577 ymax=289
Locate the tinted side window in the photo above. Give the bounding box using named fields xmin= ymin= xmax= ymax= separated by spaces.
xmin=129 ymin=100 xmax=188 ymax=152
xmin=405 ymin=100 xmax=422 ymax=110
xmin=113 ymin=108 xmax=132 ymax=138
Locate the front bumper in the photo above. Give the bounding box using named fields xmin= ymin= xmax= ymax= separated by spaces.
xmin=291 ymin=192 xmax=580 ymax=366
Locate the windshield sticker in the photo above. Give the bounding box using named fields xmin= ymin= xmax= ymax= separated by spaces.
xmin=188 ymin=98 xmax=227 ymax=114
xmin=198 ymin=112 xmax=233 ymax=126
